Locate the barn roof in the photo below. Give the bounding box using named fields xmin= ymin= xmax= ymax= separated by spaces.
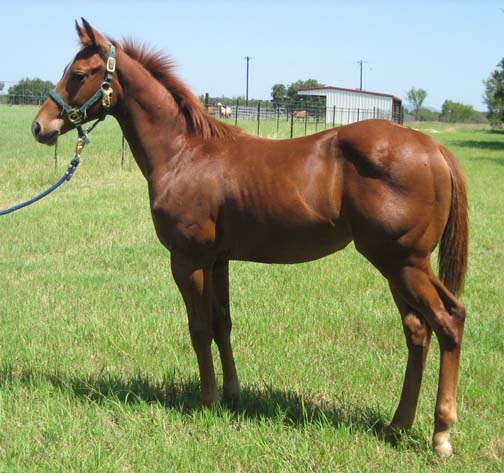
xmin=297 ymin=86 xmax=402 ymax=103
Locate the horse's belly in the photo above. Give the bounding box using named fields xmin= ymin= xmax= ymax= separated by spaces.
xmin=226 ymin=221 xmax=352 ymax=264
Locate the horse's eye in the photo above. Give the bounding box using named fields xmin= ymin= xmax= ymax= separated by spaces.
xmin=71 ymin=72 xmax=87 ymax=82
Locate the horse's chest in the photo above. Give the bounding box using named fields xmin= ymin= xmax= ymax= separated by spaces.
xmin=150 ymin=186 xmax=219 ymax=254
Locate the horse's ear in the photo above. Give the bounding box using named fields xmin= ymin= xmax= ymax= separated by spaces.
xmin=75 ymin=20 xmax=85 ymax=41
xmin=77 ymin=18 xmax=108 ymax=51
xmin=81 ymin=18 xmax=97 ymax=45
xmin=75 ymin=18 xmax=94 ymax=47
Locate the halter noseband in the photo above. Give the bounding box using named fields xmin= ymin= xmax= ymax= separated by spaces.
xmin=49 ymin=45 xmax=116 ymax=142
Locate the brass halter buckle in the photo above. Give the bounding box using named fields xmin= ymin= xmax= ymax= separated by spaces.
xmin=101 ymin=86 xmax=113 ymax=108
xmin=68 ymin=109 xmax=83 ymax=124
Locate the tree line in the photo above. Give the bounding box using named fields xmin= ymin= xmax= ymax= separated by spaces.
xmin=406 ymin=87 xmax=487 ymax=123
xmin=1 ymin=78 xmax=55 ymax=105
xmin=406 ymin=58 xmax=504 ymax=125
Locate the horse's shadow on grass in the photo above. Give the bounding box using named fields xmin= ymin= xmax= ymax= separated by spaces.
xmin=0 ymin=366 xmax=428 ymax=451
xmin=449 ymin=136 xmax=504 ymax=167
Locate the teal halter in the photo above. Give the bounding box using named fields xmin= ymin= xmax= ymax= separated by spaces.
xmin=49 ymin=45 xmax=116 ymax=142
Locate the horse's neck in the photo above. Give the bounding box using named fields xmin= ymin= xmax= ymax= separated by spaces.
xmin=112 ymin=51 xmax=186 ymax=180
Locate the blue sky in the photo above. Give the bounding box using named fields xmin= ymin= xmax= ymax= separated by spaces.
xmin=1 ymin=0 xmax=502 ymax=111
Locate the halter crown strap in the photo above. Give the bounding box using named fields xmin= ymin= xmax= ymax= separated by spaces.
xmin=49 ymin=45 xmax=116 ymax=140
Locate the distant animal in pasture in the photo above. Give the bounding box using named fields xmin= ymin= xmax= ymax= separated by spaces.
xmin=217 ymin=102 xmax=232 ymax=119
xmin=293 ymin=110 xmax=308 ymax=120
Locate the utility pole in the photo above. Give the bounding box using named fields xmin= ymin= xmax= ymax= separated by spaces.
xmin=357 ymin=59 xmax=367 ymax=91
xmin=244 ymin=56 xmax=253 ymax=105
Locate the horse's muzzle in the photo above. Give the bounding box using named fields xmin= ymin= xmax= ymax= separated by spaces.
xmin=32 ymin=120 xmax=60 ymax=145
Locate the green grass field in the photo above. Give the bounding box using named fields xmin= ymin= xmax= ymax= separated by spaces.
xmin=0 ymin=106 xmax=503 ymax=471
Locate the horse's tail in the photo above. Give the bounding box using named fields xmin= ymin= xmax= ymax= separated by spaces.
xmin=438 ymin=145 xmax=469 ymax=296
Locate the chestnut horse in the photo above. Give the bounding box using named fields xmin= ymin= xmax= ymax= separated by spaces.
xmin=32 ymin=20 xmax=468 ymax=456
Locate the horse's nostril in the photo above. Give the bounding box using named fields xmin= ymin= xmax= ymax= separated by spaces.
xmin=32 ymin=121 xmax=42 ymax=138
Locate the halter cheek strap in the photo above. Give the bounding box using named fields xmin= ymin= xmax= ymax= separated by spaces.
xmin=49 ymin=45 xmax=116 ymax=142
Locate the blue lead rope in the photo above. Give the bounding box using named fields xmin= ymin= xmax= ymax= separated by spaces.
xmin=0 ymin=155 xmax=81 ymax=216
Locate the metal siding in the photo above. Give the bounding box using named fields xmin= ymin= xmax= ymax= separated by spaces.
xmin=298 ymin=88 xmax=394 ymax=124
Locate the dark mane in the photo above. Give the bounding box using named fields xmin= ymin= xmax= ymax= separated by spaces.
xmin=120 ymin=39 xmax=239 ymax=139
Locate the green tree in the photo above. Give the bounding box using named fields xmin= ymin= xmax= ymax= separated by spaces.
xmin=286 ymin=79 xmax=325 ymax=109
xmin=407 ymin=87 xmax=428 ymax=120
xmin=440 ymin=100 xmax=475 ymax=123
xmin=417 ymin=108 xmax=440 ymax=122
xmin=271 ymin=83 xmax=287 ymax=107
xmin=483 ymin=58 xmax=504 ymax=127
xmin=270 ymin=79 xmax=326 ymax=111
xmin=8 ymin=78 xmax=54 ymax=105
xmin=0 ymin=81 xmax=4 ymax=92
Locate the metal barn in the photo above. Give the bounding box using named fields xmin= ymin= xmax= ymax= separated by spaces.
xmin=297 ymin=86 xmax=403 ymax=125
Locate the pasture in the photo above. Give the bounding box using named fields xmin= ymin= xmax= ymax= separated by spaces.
xmin=0 ymin=105 xmax=502 ymax=471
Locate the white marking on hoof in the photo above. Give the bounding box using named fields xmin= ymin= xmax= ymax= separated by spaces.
xmin=433 ymin=439 xmax=453 ymax=457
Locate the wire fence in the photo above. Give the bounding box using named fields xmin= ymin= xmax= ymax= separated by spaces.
xmin=1 ymin=93 xmax=49 ymax=106
xmin=0 ymin=82 xmax=51 ymax=105
xmin=206 ymin=100 xmax=403 ymax=138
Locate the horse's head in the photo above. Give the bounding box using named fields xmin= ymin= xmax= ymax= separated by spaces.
xmin=32 ymin=19 xmax=119 ymax=145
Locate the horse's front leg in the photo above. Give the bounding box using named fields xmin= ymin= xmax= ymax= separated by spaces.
xmin=171 ymin=253 xmax=219 ymax=407
xmin=212 ymin=260 xmax=240 ymax=402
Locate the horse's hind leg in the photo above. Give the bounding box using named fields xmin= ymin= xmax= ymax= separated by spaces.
xmin=388 ymin=284 xmax=432 ymax=431
xmin=212 ymin=260 xmax=241 ymax=402
xmin=387 ymin=262 xmax=465 ymax=457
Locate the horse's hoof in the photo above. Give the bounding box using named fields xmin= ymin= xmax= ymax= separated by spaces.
xmin=223 ymin=382 xmax=241 ymax=404
xmin=200 ymin=396 xmax=221 ymax=409
xmin=383 ymin=424 xmax=402 ymax=444
xmin=433 ymin=439 xmax=453 ymax=457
